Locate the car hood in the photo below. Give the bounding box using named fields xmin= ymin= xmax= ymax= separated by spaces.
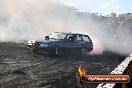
xmin=35 ymin=38 xmax=58 ymax=43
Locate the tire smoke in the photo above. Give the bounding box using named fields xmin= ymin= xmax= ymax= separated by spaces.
xmin=0 ymin=0 xmax=132 ymax=55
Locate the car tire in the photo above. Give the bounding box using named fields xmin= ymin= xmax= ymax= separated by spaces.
xmin=81 ymin=48 xmax=87 ymax=55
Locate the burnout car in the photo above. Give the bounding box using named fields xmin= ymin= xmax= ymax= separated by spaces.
xmin=28 ymin=32 xmax=93 ymax=56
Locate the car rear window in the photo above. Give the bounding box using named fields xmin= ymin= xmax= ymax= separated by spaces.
xmin=82 ymin=35 xmax=91 ymax=42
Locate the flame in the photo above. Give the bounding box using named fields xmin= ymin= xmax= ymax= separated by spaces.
xmin=78 ymin=65 xmax=86 ymax=76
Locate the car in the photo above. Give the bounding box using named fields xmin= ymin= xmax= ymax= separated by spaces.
xmin=28 ymin=32 xmax=93 ymax=56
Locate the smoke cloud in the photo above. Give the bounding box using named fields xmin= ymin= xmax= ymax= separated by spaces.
xmin=0 ymin=0 xmax=132 ymax=55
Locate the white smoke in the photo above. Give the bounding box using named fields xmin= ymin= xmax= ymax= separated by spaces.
xmin=0 ymin=0 xmax=102 ymax=43
xmin=0 ymin=0 xmax=132 ymax=55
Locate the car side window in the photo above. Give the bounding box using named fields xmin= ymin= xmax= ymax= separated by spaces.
xmin=65 ymin=35 xmax=75 ymax=42
xmin=82 ymin=35 xmax=91 ymax=42
xmin=75 ymin=35 xmax=82 ymax=42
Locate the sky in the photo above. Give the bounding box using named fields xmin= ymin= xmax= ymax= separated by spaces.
xmin=61 ymin=0 xmax=132 ymax=15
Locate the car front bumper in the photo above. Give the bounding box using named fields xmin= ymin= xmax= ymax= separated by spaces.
xmin=28 ymin=44 xmax=52 ymax=53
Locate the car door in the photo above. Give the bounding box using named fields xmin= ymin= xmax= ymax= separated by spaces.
xmin=64 ymin=34 xmax=75 ymax=49
xmin=73 ymin=34 xmax=84 ymax=51
xmin=63 ymin=34 xmax=83 ymax=53
xmin=59 ymin=34 xmax=75 ymax=52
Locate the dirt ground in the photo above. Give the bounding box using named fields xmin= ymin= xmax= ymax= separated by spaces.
xmin=0 ymin=42 xmax=126 ymax=88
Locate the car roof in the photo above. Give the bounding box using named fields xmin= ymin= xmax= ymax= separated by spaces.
xmin=54 ymin=32 xmax=87 ymax=36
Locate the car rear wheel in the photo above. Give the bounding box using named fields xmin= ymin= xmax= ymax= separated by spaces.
xmin=81 ymin=48 xmax=87 ymax=55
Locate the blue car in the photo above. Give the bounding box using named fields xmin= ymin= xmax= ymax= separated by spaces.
xmin=28 ymin=32 xmax=93 ymax=56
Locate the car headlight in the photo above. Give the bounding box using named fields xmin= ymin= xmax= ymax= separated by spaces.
xmin=28 ymin=40 xmax=35 ymax=45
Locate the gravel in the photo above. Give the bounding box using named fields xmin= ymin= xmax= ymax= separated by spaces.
xmin=0 ymin=42 xmax=126 ymax=88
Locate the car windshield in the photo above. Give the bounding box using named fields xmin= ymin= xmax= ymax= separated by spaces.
xmin=49 ymin=32 xmax=66 ymax=39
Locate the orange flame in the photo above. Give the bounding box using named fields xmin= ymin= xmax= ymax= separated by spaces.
xmin=78 ymin=65 xmax=86 ymax=76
